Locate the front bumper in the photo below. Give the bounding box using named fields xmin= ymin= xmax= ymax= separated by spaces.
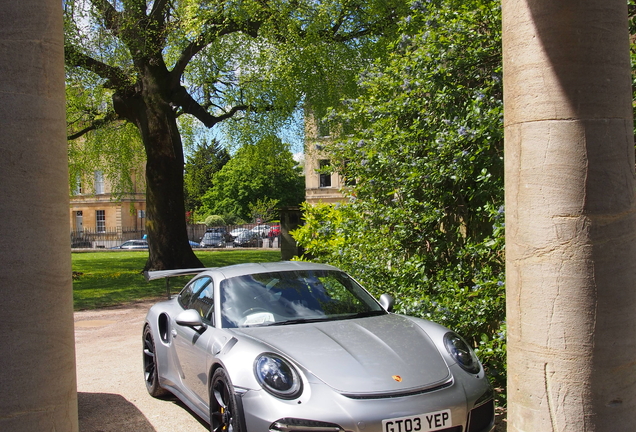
xmin=238 ymin=377 xmax=494 ymax=432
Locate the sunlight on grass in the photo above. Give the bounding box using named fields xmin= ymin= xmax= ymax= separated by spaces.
xmin=72 ymin=250 xmax=281 ymax=310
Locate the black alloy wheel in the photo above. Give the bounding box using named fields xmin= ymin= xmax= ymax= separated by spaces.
xmin=143 ymin=325 xmax=168 ymax=397
xmin=210 ymin=368 xmax=242 ymax=432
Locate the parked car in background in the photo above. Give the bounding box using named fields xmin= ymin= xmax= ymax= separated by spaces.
xmin=114 ymin=239 xmax=148 ymax=249
xmin=233 ymin=230 xmax=262 ymax=247
xmin=142 ymin=262 xmax=495 ymax=432
xmin=229 ymin=227 xmax=249 ymax=240
xmin=205 ymin=227 xmax=232 ymax=242
xmin=189 ymin=240 xmax=200 ymax=248
xmin=268 ymin=224 xmax=281 ymax=237
xmin=71 ymin=238 xmax=92 ymax=248
xmin=199 ymin=232 xmax=225 ymax=248
xmin=250 ymin=224 xmax=271 ymax=238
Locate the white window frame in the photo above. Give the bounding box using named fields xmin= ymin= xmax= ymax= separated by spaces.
xmin=96 ymin=210 xmax=106 ymax=233
xmin=94 ymin=170 xmax=104 ymax=195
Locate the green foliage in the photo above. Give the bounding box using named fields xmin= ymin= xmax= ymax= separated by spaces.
xmin=293 ymin=0 xmax=506 ymax=391
xmin=66 ymin=86 xmax=146 ymax=197
xmin=64 ymin=0 xmax=407 ymax=175
xmin=249 ymin=198 xmax=281 ymax=223
xmin=204 ymin=215 xmax=226 ymax=227
xmin=184 ymin=139 xmax=231 ymax=212
xmin=200 ymin=136 xmax=305 ymax=220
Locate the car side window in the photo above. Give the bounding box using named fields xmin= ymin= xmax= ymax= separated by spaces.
xmin=189 ymin=280 xmax=215 ymax=323
xmin=178 ymin=276 xmax=212 ymax=311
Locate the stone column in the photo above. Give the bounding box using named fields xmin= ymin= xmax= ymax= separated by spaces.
xmin=503 ymin=1 xmax=636 ymax=430
xmin=0 ymin=0 xmax=78 ymax=430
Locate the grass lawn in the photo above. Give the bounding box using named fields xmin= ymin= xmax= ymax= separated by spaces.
xmin=72 ymin=249 xmax=282 ymax=310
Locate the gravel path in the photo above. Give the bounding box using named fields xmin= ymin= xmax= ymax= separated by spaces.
xmin=74 ymin=299 xmax=208 ymax=432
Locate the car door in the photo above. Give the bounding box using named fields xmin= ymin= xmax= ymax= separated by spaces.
xmin=174 ymin=276 xmax=215 ymax=404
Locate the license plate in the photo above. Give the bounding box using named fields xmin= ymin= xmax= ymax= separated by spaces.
xmin=382 ymin=409 xmax=452 ymax=432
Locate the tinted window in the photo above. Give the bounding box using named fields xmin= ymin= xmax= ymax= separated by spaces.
xmin=179 ymin=276 xmax=212 ymax=311
xmin=189 ymin=280 xmax=215 ymax=322
xmin=220 ymin=270 xmax=384 ymax=328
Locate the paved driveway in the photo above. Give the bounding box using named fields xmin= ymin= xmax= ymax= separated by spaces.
xmin=74 ymin=299 xmax=208 ymax=432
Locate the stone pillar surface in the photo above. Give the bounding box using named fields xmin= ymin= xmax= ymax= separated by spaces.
xmin=503 ymin=1 xmax=636 ymax=431
xmin=0 ymin=0 xmax=78 ymax=430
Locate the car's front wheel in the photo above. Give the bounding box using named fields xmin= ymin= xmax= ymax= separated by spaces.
xmin=143 ymin=325 xmax=168 ymax=398
xmin=210 ymin=368 xmax=243 ymax=432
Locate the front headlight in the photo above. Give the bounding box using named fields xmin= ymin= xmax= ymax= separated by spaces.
xmin=254 ymin=353 xmax=303 ymax=399
xmin=443 ymin=332 xmax=481 ymax=374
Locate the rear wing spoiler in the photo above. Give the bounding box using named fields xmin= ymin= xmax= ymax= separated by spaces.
xmin=144 ymin=268 xmax=215 ymax=281
xmin=145 ymin=268 xmax=216 ymax=298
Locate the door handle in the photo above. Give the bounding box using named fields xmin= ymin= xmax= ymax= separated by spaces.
xmin=171 ymin=329 xmax=177 ymax=338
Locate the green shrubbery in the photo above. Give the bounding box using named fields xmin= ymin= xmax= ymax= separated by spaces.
xmin=204 ymin=215 xmax=226 ymax=227
xmin=293 ymin=0 xmax=506 ymax=393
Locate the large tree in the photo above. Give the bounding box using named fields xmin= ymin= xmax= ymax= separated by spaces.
xmin=64 ymin=0 xmax=406 ymax=270
xmin=184 ymin=138 xmax=230 ymax=214
xmin=199 ymin=135 xmax=304 ymax=220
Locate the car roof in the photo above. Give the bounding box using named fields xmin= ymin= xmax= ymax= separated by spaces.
xmin=214 ymin=261 xmax=338 ymax=278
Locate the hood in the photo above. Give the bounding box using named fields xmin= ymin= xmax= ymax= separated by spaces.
xmin=236 ymin=314 xmax=450 ymax=395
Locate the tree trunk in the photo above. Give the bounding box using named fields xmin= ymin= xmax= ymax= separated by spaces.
xmin=134 ymin=68 xmax=204 ymax=271
xmin=0 ymin=0 xmax=78 ymax=429
xmin=503 ymin=1 xmax=636 ymax=430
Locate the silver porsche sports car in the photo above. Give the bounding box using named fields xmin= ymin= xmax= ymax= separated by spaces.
xmin=143 ymin=261 xmax=495 ymax=432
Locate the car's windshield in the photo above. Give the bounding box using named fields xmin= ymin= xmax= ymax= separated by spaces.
xmin=220 ymin=270 xmax=385 ymax=328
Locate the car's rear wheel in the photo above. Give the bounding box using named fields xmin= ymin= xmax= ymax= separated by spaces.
xmin=143 ymin=325 xmax=168 ymax=398
xmin=210 ymin=368 xmax=243 ymax=432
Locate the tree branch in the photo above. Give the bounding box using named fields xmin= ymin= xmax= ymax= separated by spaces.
xmin=170 ymin=21 xmax=243 ymax=85
xmin=65 ymin=44 xmax=130 ymax=89
xmin=67 ymin=110 xmax=120 ymax=140
xmin=149 ymin=0 xmax=170 ymax=23
xmin=324 ymin=11 xmax=398 ymax=43
xmin=171 ymin=86 xmax=249 ymax=127
xmin=170 ymin=14 xmax=265 ymax=85
xmin=90 ymin=0 xmax=122 ymax=34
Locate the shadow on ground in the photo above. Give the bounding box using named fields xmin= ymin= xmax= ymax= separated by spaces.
xmin=78 ymin=392 xmax=157 ymax=432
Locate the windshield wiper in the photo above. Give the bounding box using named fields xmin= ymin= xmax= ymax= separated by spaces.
xmin=347 ymin=310 xmax=387 ymax=319
xmin=266 ymin=317 xmax=330 ymax=326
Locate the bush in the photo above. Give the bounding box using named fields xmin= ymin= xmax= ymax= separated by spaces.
xmin=205 ymin=215 xmax=226 ymax=227
xmin=293 ymin=202 xmax=506 ymax=393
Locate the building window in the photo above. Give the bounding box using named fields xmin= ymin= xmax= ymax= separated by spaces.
xmin=317 ymin=118 xmax=330 ymax=137
xmin=73 ymin=176 xmax=83 ymax=195
xmin=319 ymin=160 xmax=332 ymax=188
xmin=96 ymin=210 xmax=106 ymax=233
xmin=95 ymin=170 xmax=104 ymax=195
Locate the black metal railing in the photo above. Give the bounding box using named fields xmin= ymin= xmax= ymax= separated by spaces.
xmin=71 ymin=223 xmax=281 ymax=249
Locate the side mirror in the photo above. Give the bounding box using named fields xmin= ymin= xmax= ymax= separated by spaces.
xmin=379 ymin=293 xmax=394 ymax=312
xmin=176 ymin=309 xmax=207 ymax=331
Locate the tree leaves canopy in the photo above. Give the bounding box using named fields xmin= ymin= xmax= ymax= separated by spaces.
xmin=183 ymin=138 xmax=230 ymax=212
xmin=199 ymin=136 xmax=304 ymax=220
xmin=64 ymin=0 xmax=407 ymax=149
